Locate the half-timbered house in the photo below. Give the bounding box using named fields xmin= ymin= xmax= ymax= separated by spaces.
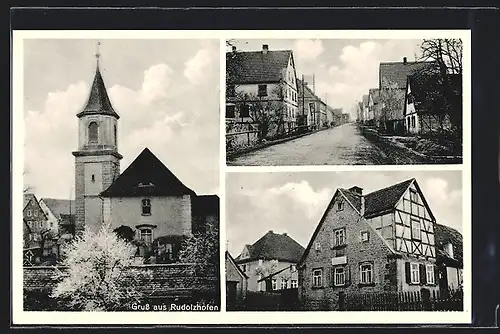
xmin=297 ymin=178 xmax=452 ymax=310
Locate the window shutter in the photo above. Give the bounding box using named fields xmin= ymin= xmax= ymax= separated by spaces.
xmin=434 ymin=265 xmax=439 ymax=286
xmin=346 ymin=265 xmax=351 ymax=285
xmin=419 ymin=264 xmax=426 ymax=285
xmin=405 ymin=262 xmax=411 ymax=284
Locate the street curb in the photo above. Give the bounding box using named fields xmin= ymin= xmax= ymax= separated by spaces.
xmin=226 ymin=129 xmax=324 ymax=162
xmin=360 ymin=127 xmax=463 ymax=164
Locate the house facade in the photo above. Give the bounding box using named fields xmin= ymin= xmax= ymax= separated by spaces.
xmin=72 ymin=51 xmax=219 ymax=262
xmin=368 ymin=88 xmax=381 ymax=127
xmin=362 ymin=95 xmax=370 ymax=124
xmin=235 ymin=230 xmax=305 ymax=292
xmin=435 ymin=224 xmax=463 ymax=293
xmin=298 ymin=179 xmax=443 ymax=310
xmin=297 ymin=78 xmax=329 ymax=129
xmin=404 ymin=73 xmax=462 ymax=135
xmin=226 ymin=251 xmax=248 ymax=310
xmin=379 ymin=57 xmax=437 ymax=133
xmin=23 ymin=194 xmax=49 ymax=248
xmin=226 ymin=44 xmax=299 ymax=132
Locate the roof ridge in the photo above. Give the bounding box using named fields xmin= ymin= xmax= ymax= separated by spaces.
xmin=380 ymin=60 xmax=437 ymax=65
xmin=365 ymin=178 xmax=414 ymax=197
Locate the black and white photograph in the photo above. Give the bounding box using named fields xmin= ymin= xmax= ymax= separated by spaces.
xmin=225 ymin=171 xmax=464 ymax=311
xmin=19 ymin=37 xmax=221 ymax=312
xmin=225 ymin=38 xmax=464 ymax=166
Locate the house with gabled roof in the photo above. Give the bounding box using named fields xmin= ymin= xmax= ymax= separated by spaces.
xmin=378 ymin=57 xmax=437 ymax=132
xmin=39 ymin=198 xmax=76 ymax=236
xmin=71 ymin=48 xmax=219 ymax=263
xmin=297 ymin=178 xmax=459 ymax=310
xmin=368 ymin=88 xmax=381 ymax=126
xmin=226 ymin=251 xmax=249 ymax=310
xmin=404 ymin=73 xmax=462 ymax=135
xmin=234 ymin=230 xmax=305 ymax=292
xmin=434 ymin=224 xmax=463 ymax=292
xmin=226 ymin=44 xmax=299 ymax=131
xmin=361 ymin=94 xmax=369 ymax=124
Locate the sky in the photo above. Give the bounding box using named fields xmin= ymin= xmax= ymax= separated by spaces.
xmin=227 ymin=39 xmax=423 ymax=120
xmin=226 ymin=171 xmax=463 ymax=257
xmin=23 ymin=39 xmax=220 ymax=199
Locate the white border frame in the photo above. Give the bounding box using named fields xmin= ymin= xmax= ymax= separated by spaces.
xmin=13 ymin=29 xmax=471 ymax=325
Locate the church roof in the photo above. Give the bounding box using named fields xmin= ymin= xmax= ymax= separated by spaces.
xmin=77 ymin=65 xmax=120 ymax=119
xmin=100 ymin=148 xmax=196 ymax=198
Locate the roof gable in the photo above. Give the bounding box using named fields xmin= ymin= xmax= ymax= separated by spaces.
xmin=227 ymin=50 xmax=292 ymax=84
xmin=226 ymin=251 xmax=249 ymax=279
xmin=235 ymin=231 xmax=305 ymax=263
xmin=23 ymin=193 xmax=36 ymax=210
xmin=100 ymin=147 xmax=196 ymax=198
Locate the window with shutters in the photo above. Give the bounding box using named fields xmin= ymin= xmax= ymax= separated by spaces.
xmin=333 ymin=228 xmax=346 ymax=246
xmin=312 ymin=269 xmax=323 ymax=287
xmin=291 ymin=280 xmax=298 ymax=288
xmin=426 ymin=264 xmax=435 ymax=284
xmin=334 ymin=266 xmax=345 ymax=286
xmin=410 ymin=262 xmax=420 ymax=284
xmin=360 ymin=263 xmax=373 ymax=284
xmin=272 ymin=279 xmax=277 ymax=290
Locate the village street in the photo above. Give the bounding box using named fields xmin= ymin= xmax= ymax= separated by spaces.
xmin=228 ymin=123 xmax=428 ymax=166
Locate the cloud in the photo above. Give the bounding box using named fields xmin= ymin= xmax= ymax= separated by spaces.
xmin=316 ymin=40 xmax=421 ymax=116
xmin=24 ymin=59 xmax=219 ymax=199
xmin=293 ymin=39 xmax=324 ymax=60
xmin=183 ymin=48 xmax=214 ymax=85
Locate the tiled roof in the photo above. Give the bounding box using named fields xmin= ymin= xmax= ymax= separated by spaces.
xmin=364 ymin=179 xmax=414 ymax=217
xmin=226 ymin=50 xmax=292 ymax=84
xmin=40 ymin=198 xmax=75 ymax=220
xmin=339 ymin=188 xmax=362 ymax=213
xmin=379 ymin=60 xmax=437 ymax=89
xmin=434 ymin=223 xmax=463 ymax=268
xmin=100 ymin=147 xmax=196 ymax=197
xmin=235 ymin=230 xmax=305 ymax=263
xmin=77 ymin=66 xmax=120 ymax=119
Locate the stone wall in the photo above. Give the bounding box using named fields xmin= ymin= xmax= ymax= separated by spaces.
xmin=23 ymin=264 xmax=220 ymax=310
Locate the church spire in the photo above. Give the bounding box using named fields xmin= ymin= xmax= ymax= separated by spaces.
xmin=77 ymin=41 xmax=120 ymax=119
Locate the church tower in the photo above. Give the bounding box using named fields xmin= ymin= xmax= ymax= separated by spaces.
xmin=72 ymin=42 xmax=122 ymax=233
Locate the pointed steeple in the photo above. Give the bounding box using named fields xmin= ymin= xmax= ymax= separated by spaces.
xmin=77 ymin=42 xmax=120 ymax=119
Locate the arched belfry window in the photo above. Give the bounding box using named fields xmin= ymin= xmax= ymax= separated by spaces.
xmin=114 ymin=124 xmax=117 ymax=146
xmin=88 ymin=122 xmax=99 ymax=144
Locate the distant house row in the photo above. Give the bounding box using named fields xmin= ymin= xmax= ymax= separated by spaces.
xmin=23 ymin=193 xmax=76 ymax=264
xmin=357 ymin=57 xmax=462 ymax=136
xmin=226 ymin=178 xmax=463 ymax=310
xmin=226 ymin=44 xmax=350 ymax=133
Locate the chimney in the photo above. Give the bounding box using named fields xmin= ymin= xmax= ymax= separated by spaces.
xmin=445 ymin=242 xmax=454 ymax=259
xmin=268 ymin=230 xmax=274 ymax=234
xmin=349 ymin=186 xmax=363 ymax=195
xmin=262 ymin=44 xmax=269 ymax=54
xmin=232 ymin=46 xmax=236 ymax=52
xmin=403 ymin=56 xmax=407 ymax=64
xmin=360 ymin=196 xmax=365 ymax=216
xmin=283 ymin=233 xmax=287 ymax=236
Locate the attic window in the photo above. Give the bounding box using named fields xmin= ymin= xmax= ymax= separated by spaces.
xmin=337 ymin=200 xmax=344 ymax=212
xmin=137 ymin=182 xmax=155 ymax=188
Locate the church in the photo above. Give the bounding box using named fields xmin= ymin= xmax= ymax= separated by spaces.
xmin=71 ymin=47 xmax=219 ymax=262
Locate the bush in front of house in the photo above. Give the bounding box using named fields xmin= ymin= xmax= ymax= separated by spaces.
xmin=51 ymin=222 xmax=153 ymax=311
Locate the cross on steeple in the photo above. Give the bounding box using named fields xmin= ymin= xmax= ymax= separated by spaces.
xmin=95 ymin=41 xmax=101 ymax=68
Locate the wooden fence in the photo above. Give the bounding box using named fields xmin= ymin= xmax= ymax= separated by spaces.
xmin=340 ymin=288 xmax=463 ymax=311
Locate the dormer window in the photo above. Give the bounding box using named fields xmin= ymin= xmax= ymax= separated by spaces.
xmin=137 ymin=182 xmax=155 ymax=188
xmin=444 ymin=242 xmax=454 ymax=259
xmin=141 ymin=199 xmax=151 ymax=215
xmin=88 ymin=122 xmax=99 ymax=144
